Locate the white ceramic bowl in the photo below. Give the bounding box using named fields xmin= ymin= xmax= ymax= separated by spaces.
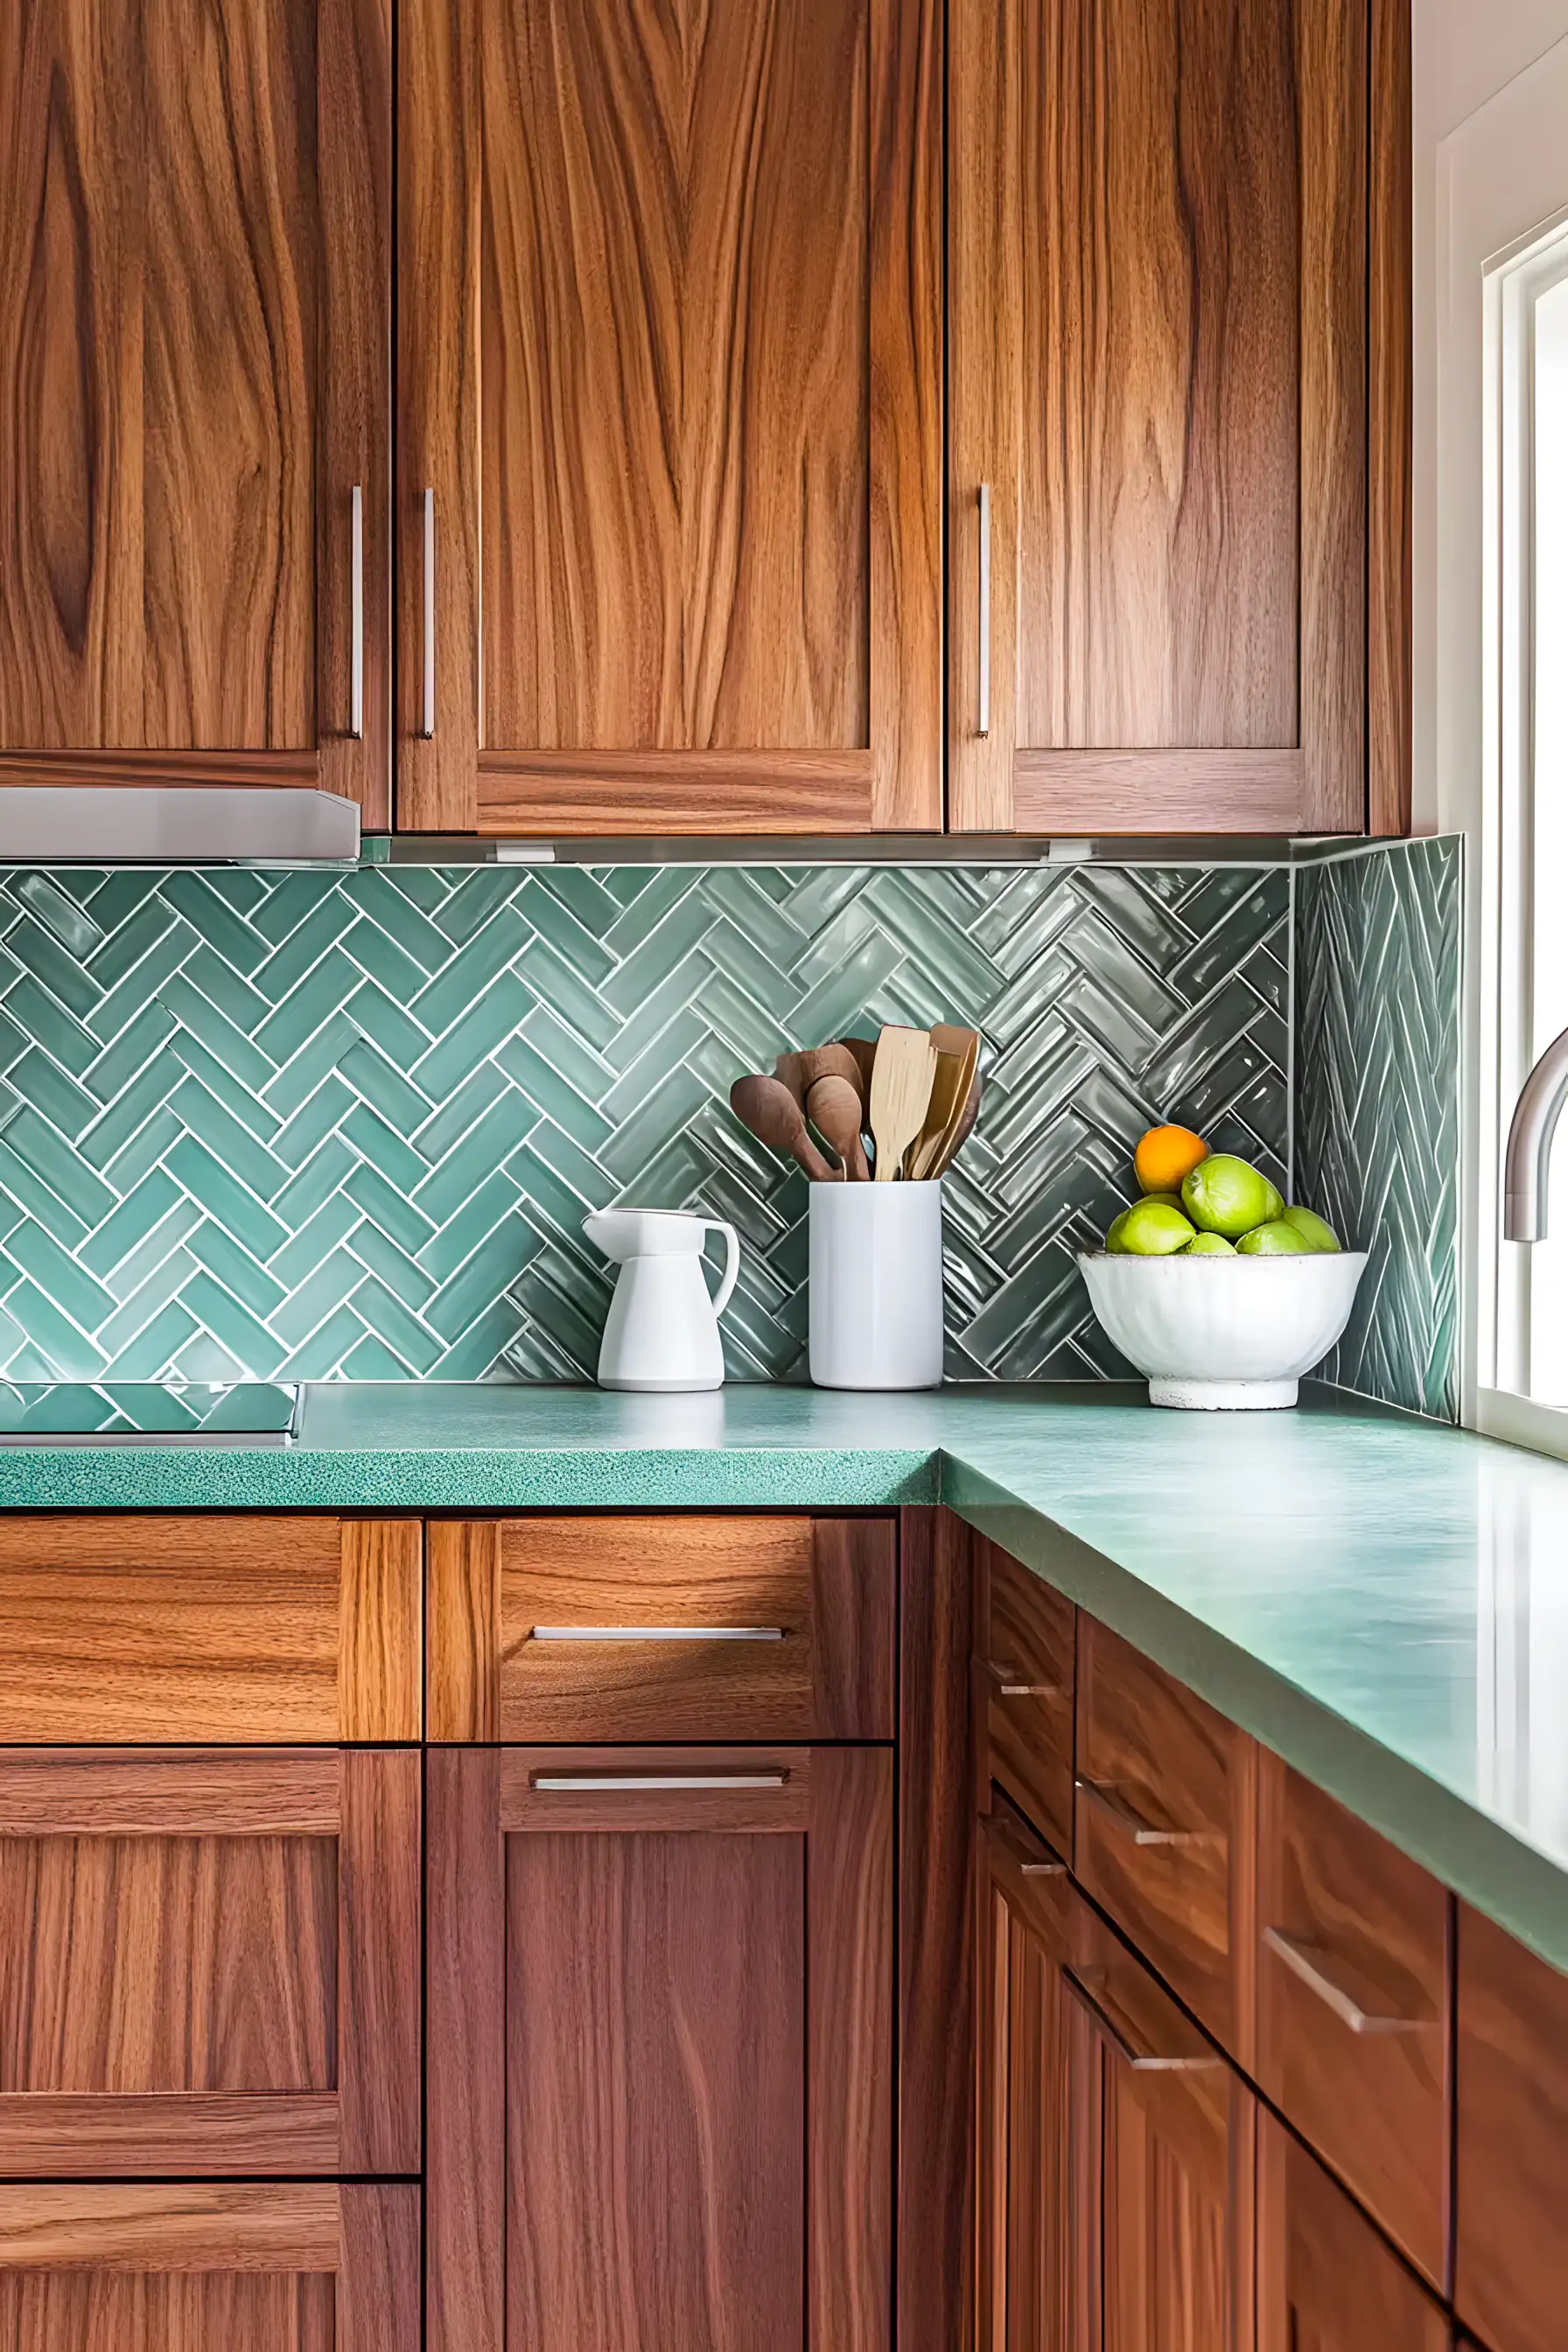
xmin=1076 ymin=1248 xmax=1368 ymax=1410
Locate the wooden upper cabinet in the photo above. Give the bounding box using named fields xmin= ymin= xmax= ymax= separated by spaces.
xmin=949 ymin=0 xmax=1410 ymax=836
xmin=0 ymin=0 xmax=392 ymax=816
xmin=0 ymin=1516 xmax=420 ymax=1743
xmin=398 ymin=0 xmax=942 ymax=836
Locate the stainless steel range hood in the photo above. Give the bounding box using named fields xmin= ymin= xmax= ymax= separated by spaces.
xmin=0 ymin=788 xmax=360 ymax=864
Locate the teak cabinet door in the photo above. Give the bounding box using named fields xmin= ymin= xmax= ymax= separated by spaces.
xmin=0 ymin=1749 xmax=419 ymax=2177
xmin=0 ymin=2182 xmax=416 ymax=2351
xmin=399 ymin=0 xmax=941 ymax=837
xmin=1256 ymin=2110 xmax=1448 ymax=2352
xmin=428 ymin=1744 xmax=892 ymax=2352
xmin=0 ymin=0 xmax=391 ymax=817
xmin=949 ymin=0 xmax=1406 ymax=836
xmin=1455 ymin=1902 xmax=1568 ymax=2352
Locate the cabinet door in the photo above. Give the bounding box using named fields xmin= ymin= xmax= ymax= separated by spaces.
xmin=0 ymin=2182 xmax=416 ymax=2350
xmin=1455 ymin=1901 xmax=1568 ymax=2352
xmin=399 ymin=0 xmax=940 ymax=837
xmin=428 ymin=1745 xmax=892 ymax=2351
xmin=950 ymin=0 xmax=1397 ymax=836
xmin=0 ymin=1749 xmax=418 ymax=2175
xmin=976 ymin=1803 xmax=1094 ymax=2352
xmin=0 ymin=0 xmax=390 ymax=816
xmin=1257 ymin=2110 xmax=1448 ymax=2352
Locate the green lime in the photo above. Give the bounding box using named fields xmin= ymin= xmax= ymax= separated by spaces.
xmin=1180 ymin=1153 xmax=1283 ymax=1239
xmin=1119 ymin=1198 xmax=1197 ymax=1256
xmin=1280 ymin=1204 xmax=1340 ymax=1253
xmin=1138 ymin=1192 xmax=1185 ymax=1211
xmin=1236 ymin=1219 xmax=1316 ymax=1256
xmin=1183 ymin=1230 xmax=1236 ymax=1255
xmin=1105 ymin=1208 xmax=1131 ymax=1252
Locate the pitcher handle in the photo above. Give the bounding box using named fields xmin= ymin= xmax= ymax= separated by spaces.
xmin=705 ymin=1221 xmax=741 ymax=1318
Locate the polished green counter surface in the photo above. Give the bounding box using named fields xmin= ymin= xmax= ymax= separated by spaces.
xmin=4 ymin=1379 xmax=1568 ymax=1971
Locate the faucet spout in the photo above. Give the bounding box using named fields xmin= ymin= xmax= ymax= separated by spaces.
xmin=1504 ymin=1021 xmax=1568 ymax=1240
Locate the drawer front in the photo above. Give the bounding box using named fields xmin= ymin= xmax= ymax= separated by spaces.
xmin=1074 ymin=1617 xmax=1254 ymax=2055
xmin=975 ymin=1539 xmax=1074 ymax=1856
xmin=426 ymin=1515 xmax=897 ymax=1741
xmin=1258 ymin=2110 xmax=1450 ymax=2352
xmin=1456 ymin=1903 xmax=1568 ymax=2352
xmin=0 ymin=1516 xmax=420 ymax=1742
xmin=0 ymin=1749 xmax=419 ymax=2176
xmin=1257 ymin=1758 xmax=1449 ymax=2288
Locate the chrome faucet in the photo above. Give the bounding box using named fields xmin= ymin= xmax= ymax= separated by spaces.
xmin=1505 ymin=1022 xmax=1568 ymax=1239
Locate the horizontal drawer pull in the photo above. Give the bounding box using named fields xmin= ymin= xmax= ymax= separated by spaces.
xmin=530 ymin=1771 xmax=790 ymax=1793
xmin=530 ymin=1625 xmax=785 ymax=1642
xmin=978 ymin=1656 xmax=1067 ymax=1698
xmin=1076 ymin=1775 xmax=1216 ymax=1848
xmin=1263 ymin=1927 xmax=1431 ymax=2035
xmin=1061 ymin=1966 xmax=1217 ymax=2072
xmin=993 ymin=1815 xmax=1067 ymax=1878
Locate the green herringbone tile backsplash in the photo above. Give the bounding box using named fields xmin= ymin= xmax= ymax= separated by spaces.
xmin=0 ymin=863 xmax=1290 ymax=1382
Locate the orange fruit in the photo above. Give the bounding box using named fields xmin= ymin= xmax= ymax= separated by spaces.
xmin=1133 ymin=1123 xmax=1208 ymax=1196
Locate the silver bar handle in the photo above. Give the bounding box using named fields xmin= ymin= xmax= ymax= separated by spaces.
xmin=1062 ymin=1966 xmax=1217 ymax=2073
xmin=420 ymin=487 xmax=436 ymax=738
xmin=531 ymin=1626 xmax=784 ymax=1642
xmin=531 ymin=1772 xmax=789 ymax=1793
xmin=977 ymin=481 xmax=991 ymax=738
xmin=1263 ymin=1928 xmax=1428 ymax=2035
xmin=978 ymin=1656 xmax=1066 ymax=1698
xmin=1075 ymin=1775 xmax=1214 ymax=1849
xmin=349 ymin=485 xmax=364 ymax=740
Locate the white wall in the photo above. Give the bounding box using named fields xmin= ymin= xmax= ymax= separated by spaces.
xmin=1412 ymin=0 xmax=1568 ymax=830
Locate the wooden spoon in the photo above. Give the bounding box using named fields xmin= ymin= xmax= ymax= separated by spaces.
xmin=774 ymin=1042 xmax=864 ymax=1105
xmin=836 ymin=1035 xmax=878 ymax=1095
xmin=911 ymin=1027 xmax=982 ymax=1180
xmin=868 ymin=1025 xmax=936 ymax=1181
xmin=807 ymin=1074 xmax=870 ymax=1180
xmin=730 ymin=1074 xmax=836 ymax=1183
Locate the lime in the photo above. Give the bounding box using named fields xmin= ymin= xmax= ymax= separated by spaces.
xmin=1180 ymin=1154 xmax=1284 ymax=1239
xmin=1119 ymin=1199 xmax=1197 ymax=1256
xmin=1139 ymin=1192 xmax=1185 ymax=1212
xmin=1105 ymin=1208 xmax=1131 ymax=1252
xmin=1236 ymin=1219 xmax=1316 ymax=1255
xmin=1183 ymin=1230 xmax=1236 ymax=1255
xmin=1280 ymin=1204 xmax=1340 ymax=1253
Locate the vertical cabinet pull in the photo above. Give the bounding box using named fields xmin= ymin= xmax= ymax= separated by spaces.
xmin=420 ymin=487 xmax=436 ymax=738
xmin=977 ymin=481 xmax=991 ymax=738
xmin=349 ymin=485 xmax=364 ymax=741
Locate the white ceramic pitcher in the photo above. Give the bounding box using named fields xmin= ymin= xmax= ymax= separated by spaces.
xmin=582 ymin=1209 xmax=740 ymax=1391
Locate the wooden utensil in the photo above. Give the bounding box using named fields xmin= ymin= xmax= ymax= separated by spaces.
xmin=807 ymin=1075 xmax=870 ymax=1180
xmin=928 ymin=1072 xmax=982 ymax=1178
xmin=779 ymin=1042 xmax=865 ymax=1103
xmin=910 ymin=1026 xmax=981 ymax=1180
xmin=730 ymin=1074 xmax=836 ymax=1182
xmin=868 ymin=1026 xmax=936 ymax=1181
xmin=836 ymin=1035 xmax=878 ymax=1095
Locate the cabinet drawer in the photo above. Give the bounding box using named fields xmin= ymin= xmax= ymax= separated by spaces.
xmin=0 ymin=1516 xmax=420 ymax=1742
xmin=0 ymin=1748 xmax=419 ymax=2176
xmin=974 ymin=1538 xmax=1074 ymax=1856
xmin=1456 ymin=1903 xmax=1568 ymax=2352
xmin=1258 ymin=2110 xmax=1449 ymax=2352
xmin=1074 ymin=1617 xmax=1255 ymax=2055
xmin=426 ymin=1515 xmax=896 ymax=1741
xmin=1257 ymin=1758 xmax=1448 ymax=2287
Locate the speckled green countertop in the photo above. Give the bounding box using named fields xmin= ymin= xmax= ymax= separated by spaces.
xmin=5 ymin=1378 xmax=1568 ymax=1971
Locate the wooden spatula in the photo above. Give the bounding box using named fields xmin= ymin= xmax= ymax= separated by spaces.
xmin=910 ymin=1026 xmax=981 ymax=1180
xmin=868 ymin=1026 xmax=936 ymax=1180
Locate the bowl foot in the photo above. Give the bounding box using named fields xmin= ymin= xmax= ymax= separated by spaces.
xmin=1148 ymin=1376 xmax=1299 ymax=1411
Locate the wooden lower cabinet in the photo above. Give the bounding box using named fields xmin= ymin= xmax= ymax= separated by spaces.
xmin=976 ymin=1799 xmax=1254 ymax=2352
xmin=0 ymin=2182 xmax=417 ymax=2350
xmin=428 ymin=1743 xmax=893 ymax=2351
xmin=1257 ymin=2112 xmax=1448 ymax=2351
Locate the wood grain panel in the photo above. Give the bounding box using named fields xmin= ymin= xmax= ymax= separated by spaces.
xmin=0 ymin=2183 xmax=342 ymax=2270
xmin=0 ymin=1517 xmax=419 ymax=1742
xmin=1256 ymin=1756 xmax=1448 ymax=2287
xmin=898 ymin=1507 xmax=975 ymax=2352
xmin=1017 ymin=0 xmax=1300 ymax=755
xmin=1368 ymin=0 xmax=1412 ymax=836
xmin=0 ymin=747 xmax=319 ymax=787
xmin=1455 ymin=1902 xmax=1568 ymax=2352
xmin=811 ymin=1516 xmax=898 ymax=1740
xmin=425 ymin=1517 xmax=500 ymax=1741
xmin=339 ymin=2186 xmax=420 ymax=2352
xmin=1257 ymin=2110 xmax=1448 ymax=2352
xmin=506 ymin=1820 xmax=807 ymax=2347
xmin=338 ymin=1749 xmax=420 ymax=2174
xmin=1075 ymin=1616 xmax=1256 ymax=2061
xmin=500 ymin=1745 xmax=812 ymax=1835
xmin=0 ymin=2092 xmax=339 ymax=2179
xmin=0 ymin=1751 xmax=341 ymax=1836
xmin=1013 ymin=748 xmax=1307 ymax=836
xmin=975 ymin=1536 xmax=1076 ymax=1856
xmin=477 ymin=748 xmax=875 ymax=835
xmin=339 ymin=1519 xmax=422 ymax=1740
xmin=426 ymin=1749 xmax=504 ymax=2352
xmin=1298 ymin=0 xmax=1368 ymax=830
xmin=0 ymin=2269 xmax=336 ymax=2347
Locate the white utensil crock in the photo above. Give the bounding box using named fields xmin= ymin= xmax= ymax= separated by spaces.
xmin=808 ymin=1180 xmax=943 ymax=1390
xmin=583 ymin=1208 xmax=739 ymax=1391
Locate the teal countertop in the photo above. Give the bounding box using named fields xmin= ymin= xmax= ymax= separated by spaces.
xmin=6 ymin=1379 xmax=1568 ymax=1972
